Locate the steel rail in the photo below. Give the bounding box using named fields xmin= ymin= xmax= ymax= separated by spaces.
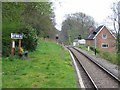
xmin=67 ymin=47 xmax=98 ymax=89
xmin=73 ymin=47 xmax=120 ymax=83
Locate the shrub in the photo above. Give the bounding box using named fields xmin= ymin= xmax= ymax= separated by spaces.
xmin=117 ymin=53 xmax=120 ymax=66
xmin=89 ymin=46 xmax=100 ymax=54
xmin=90 ymin=46 xmax=94 ymax=51
xmin=2 ymin=45 xmax=11 ymax=57
xmin=79 ymin=45 xmax=87 ymax=50
xmin=99 ymin=51 xmax=117 ymax=64
xmin=19 ymin=25 xmax=38 ymax=51
xmin=2 ymin=36 xmax=12 ymax=57
xmin=101 ymin=52 xmax=110 ymax=61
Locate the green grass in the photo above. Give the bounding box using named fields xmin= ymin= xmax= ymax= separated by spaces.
xmin=117 ymin=53 xmax=120 ymax=66
xmin=2 ymin=38 xmax=77 ymax=88
xmin=79 ymin=45 xmax=87 ymax=51
xmin=99 ymin=51 xmax=117 ymax=65
xmin=79 ymin=45 xmax=118 ymax=65
xmin=0 ymin=58 xmax=2 ymax=89
xmin=79 ymin=45 xmax=94 ymax=54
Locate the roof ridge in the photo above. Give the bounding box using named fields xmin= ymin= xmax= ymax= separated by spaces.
xmin=86 ymin=25 xmax=104 ymax=39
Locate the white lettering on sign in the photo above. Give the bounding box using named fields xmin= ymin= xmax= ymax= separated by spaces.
xmin=11 ymin=33 xmax=23 ymax=39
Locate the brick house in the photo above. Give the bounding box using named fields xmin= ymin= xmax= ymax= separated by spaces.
xmin=86 ymin=25 xmax=116 ymax=53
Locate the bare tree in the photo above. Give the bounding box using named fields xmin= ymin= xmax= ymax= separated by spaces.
xmin=111 ymin=2 xmax=120 ymax=53
xmin=117 ymin=2 xmax=120 ymax=53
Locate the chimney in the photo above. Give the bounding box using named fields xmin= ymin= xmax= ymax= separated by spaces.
xmin=88 ymin=26 xmax=95 ymax=33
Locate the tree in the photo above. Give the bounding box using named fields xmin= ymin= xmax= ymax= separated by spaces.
xmin=59 ymin=12 xmax=95 ymax=44
xmin=2 ymin=2 xmax=25 ymax=56
xmin=111 ymin=2 xmax=120 ymax=53
xmin=22 ymin=2 xmax=56 ymax=37
xmin=2 ymin=2 xmax=56 ymax=56
xmin=117 ymin=2 xmax=120 ymax=54
xmin=109 ymin=2 xmax=120 ymax=65
xmin=19 ymin=25 xmax=38 ymax=51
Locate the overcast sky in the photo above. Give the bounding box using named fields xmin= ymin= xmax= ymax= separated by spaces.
xmin=51 ymin=0 xmax=119 ymax=31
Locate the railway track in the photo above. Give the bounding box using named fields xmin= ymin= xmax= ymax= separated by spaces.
xmin=68 ymin=47 xmax=120 ymax=89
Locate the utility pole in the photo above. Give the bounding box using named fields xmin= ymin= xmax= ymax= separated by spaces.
xmin=93 ymin=31 xmax=97 ymax=55
xmin=95 ymin=36 xmax=97 ymax=55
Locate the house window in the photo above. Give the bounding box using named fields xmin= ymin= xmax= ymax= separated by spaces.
xmin=102 ymin=34 xmax=107 ymax=39
xmin=101 ymin=43 xmax=109 ymax=48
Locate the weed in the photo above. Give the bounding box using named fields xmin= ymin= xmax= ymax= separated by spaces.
xmin=99 ymin=51 xmax=117 ymax=64
xmin=79 ymin=45 xmax=118 ymax=65
xmin=117 ymin=53 xmax=120 ymax=66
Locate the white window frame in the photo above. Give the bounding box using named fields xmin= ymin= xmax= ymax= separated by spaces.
xmin=102 ymin=34 xmax=107 ymax=39
xmin=101 ymin=43 xmax=109 ymax=48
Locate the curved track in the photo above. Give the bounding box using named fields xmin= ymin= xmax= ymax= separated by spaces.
xmin=68 ymin=47 xmax=120 ymax=89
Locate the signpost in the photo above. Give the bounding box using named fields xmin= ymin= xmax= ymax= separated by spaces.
xmin=11 ymin=40 xmax=15 ymax=56
xmin=11 ymin=33 xmax=23 ymax=56
xmin=93 ymin=31 xmax=97 ymax=55
xmin=56 ymin=34 xmax=59 ymax=44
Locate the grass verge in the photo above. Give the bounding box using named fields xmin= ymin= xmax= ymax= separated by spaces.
xmin=0 ymin=57 xmax=2 ymax=89
xmin=79 ymin=45 xmax=118 ymax=65
xmin=2 ymin=38 xmax=77 ymax=88
xmin=99 ymin=51 xmax=117 ymax=65
xmin=79 ymin=45 xmax=94 ymax=54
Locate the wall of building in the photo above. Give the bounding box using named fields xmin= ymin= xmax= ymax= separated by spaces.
xmin=86 ymin=39 xmax=94 ymax=46
xmin=96 ymin=27 xmax=116 ymax=53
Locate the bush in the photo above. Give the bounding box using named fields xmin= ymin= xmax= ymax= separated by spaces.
xmin=89 ymin=46 xmax=100 ymax=54
xmin=2 ymin=24 xmax=38 ymax=57
xmin=117 ymin=53 xmax=120 ymax=66
xmin=19 ymin=25 xmax=38 ymax=51
xmin=2 ymin=45 xmax=11 ymax=57
xmin=79 ymin=45 xmax=87 ymax=50
xmin=101 ymin=52 xmax=110 ymax=61
xmin=99 ymin=51 xmax=117 ymax=64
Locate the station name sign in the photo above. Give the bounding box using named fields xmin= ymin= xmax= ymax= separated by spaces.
xmin=11 ymin=33 xmax=23 ymax=39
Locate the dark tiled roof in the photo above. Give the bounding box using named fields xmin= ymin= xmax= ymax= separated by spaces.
xmin=86 ymin=25 xmax=104 ymax=40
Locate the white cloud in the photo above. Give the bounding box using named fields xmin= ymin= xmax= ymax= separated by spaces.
xmin=52 ymin=0 xmax=119 ymax=30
